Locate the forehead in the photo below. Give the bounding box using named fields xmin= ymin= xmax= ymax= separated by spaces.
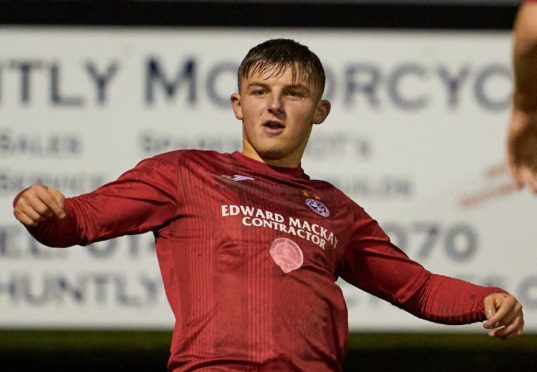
xmin=241 ymin=63 xmax=315 ymax=89
xmin=247 ymin=71 xmax=302 ymax=87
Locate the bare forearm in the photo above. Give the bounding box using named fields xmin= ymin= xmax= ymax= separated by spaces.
xmin=513 ymin=1 xmax=537 ymax=113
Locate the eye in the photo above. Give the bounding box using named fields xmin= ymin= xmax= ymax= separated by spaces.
xmin=251 ymin=88 xmax=266 ymax=96
xmin=287 ymin=89 xmax=304 ymax=98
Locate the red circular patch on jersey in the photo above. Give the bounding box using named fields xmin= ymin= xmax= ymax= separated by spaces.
xmin=269 ymin=238 xmax=304 ymax=273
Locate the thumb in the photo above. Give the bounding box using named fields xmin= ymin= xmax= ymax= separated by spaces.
xmin=483 ymin=294 xmax=500 ymax=328
xmin=48 ymin=188 xmax=66 ymax=218
xmin=52 ymin=190 xmax=65 ymax=207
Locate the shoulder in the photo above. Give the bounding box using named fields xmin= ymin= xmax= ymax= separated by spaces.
xmin=124 ymin=150 xmax=226 ymax=178
xmin=309 ymin=178 xmax=364 ymax=212
xmin=135 ymin=150 xmax=234 ymax=179
xmin=146 ymin=149 xmax=227 ymax=165
xmin=310 ymin=178 xmax=350 ymax=201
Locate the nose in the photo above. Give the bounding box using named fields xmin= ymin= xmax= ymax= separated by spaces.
xmin=268 ymin=92 xmax=284 ymax=115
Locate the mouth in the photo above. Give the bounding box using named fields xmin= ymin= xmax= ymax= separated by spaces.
xmin=262 ymin=120 xmax=285 ymax=132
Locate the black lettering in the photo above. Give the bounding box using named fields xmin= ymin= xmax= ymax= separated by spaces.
xmin=85 ymin=60 xmax=119 ymax=105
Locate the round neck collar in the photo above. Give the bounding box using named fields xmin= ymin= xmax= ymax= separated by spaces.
xmin=230 ymin=151 xmax=308 ymax=180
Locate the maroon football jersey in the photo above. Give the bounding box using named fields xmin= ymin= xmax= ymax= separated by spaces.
xmin=23 ymin=150 xmax=501 ymax=371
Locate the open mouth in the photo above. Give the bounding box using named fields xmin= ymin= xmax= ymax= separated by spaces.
xmin=263 ymin=121 xmax=285 ymax=129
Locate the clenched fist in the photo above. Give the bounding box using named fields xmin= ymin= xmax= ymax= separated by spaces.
xmin=13 ymin=183 xmax=66 ymax=226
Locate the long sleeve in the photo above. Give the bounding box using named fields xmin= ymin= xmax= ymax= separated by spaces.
xmin=16 ymin=153 xmax=182 ymax=248
xmin=338 ymin=203 xmax=504 ymax=325
xmin=403 ymin=274 xmax=504 ymax=324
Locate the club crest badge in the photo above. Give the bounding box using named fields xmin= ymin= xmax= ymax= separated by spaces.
xmin=269 ymin=238 xmax=304 ymax=273
xmin=305 ymin=198 xmax=330 ymax=217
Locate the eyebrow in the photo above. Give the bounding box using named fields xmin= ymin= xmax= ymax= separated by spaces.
xmin=246 ymin=82 xmax=310 ymax=91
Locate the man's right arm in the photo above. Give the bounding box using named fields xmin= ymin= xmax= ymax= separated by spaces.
xmin=12 ymin=155 xmax=181 ymax=247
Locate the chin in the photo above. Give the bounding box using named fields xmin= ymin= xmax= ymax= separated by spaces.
xmin=257 ymin=148 xmax=286 ymax=160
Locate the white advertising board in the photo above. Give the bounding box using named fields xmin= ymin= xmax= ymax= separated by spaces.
xmin=0 ymin=28 xmax=535 ymax=331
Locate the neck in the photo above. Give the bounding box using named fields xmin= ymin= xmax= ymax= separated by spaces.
xmin=241 ymin=145 xmax=302 ymax=168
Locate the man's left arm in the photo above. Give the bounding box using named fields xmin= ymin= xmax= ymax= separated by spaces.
xmin=402 ymin=274 xmax=524 ymax=339
xmin=339 ymin=204 xmax=524 ymax=339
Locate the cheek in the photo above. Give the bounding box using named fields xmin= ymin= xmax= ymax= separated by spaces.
xmin=288 ymin=104 xmax=316 ymax=124
xmin=241 ymin=102 xmax=264 ymax=124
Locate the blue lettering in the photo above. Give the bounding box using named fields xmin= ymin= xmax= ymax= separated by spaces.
xmin=388 ymin=64 xmax=428 ymax=110
xmin=437 ymin=65 xmax=470 ymax=109
xmin=85 ymin=60 xmax=119 ymax=105
xmin=344 ymin=63 xmax=380 ymax=108
xmin=206 ymin=62 xmax=236 ymax=108
xmin=145 ymin=57 xmax=197 ymax=104
xmin=474 ymin=64 xmax=511 ymax=111
xmin=50 ymin=63 xmax=83 ymax=106
xmin=10 ymin=60 xmax=43 ymax=105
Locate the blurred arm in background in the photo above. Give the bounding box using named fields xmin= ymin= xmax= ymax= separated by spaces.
xmin=507 ymin=0 xmax=537 ymax=193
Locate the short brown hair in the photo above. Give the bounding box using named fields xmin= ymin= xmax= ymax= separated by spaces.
xmin=238 ymin=39 xmax=326 ymax=97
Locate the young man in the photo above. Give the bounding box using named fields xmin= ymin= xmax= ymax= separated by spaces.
xmin=13 ymin=39 xmax=523 ymax=371
xmin=507 ymin=0 xmax=537 ymax=193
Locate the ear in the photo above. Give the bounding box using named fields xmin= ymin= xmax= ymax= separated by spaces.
xmin=230 ymin=93 xmax=243 ymax=120
xmin=313 ymin=99 xmax=331 ymax=125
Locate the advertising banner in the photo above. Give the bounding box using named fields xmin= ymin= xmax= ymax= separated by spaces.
xmin=0 ymin=29 xmax=535 ymax=331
